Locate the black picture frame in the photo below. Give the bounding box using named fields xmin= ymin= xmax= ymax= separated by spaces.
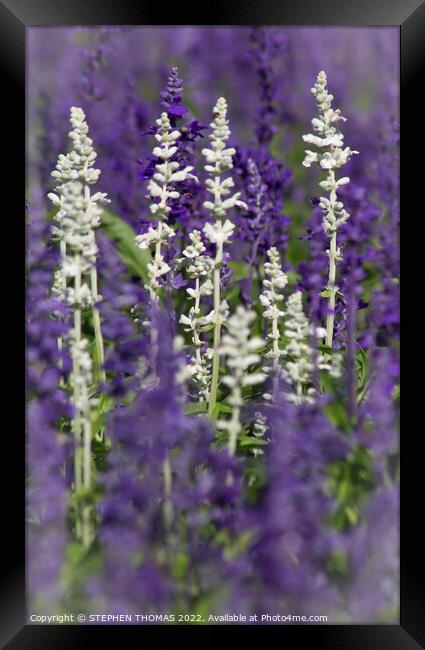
xmin=2 ymin=0 xmax=422 ymax=646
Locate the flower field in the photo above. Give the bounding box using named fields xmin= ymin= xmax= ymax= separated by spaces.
xmin=26 ymin=26 xmax=399 ymax=624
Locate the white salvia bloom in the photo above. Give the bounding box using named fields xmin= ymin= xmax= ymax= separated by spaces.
xmin=202 ymin=98 xmax=247 ymax=417
xmin=182 ymin=229 xmax=206 ymax=259
xmin=217 ymin=306 xmax=266 ymax=455
xmin=135 ymin=222 xmax=175 ymax=250
xmin=49 ymin=108 xmax=109 ymax=545
xmin=52 ymin=269 xmax=66 ymax=301
xmin=69 ymin=334 xmax=93 ymax=412
xmin=173 ymin=335 xmax=194 ymax=390
xmin=136 ymin=112 xmax=198 ymax=296
xmin=66 ymin=283 xmax=93 ymax=307
xmin=282 ymin=291 xmax=317 ymax=405
xmin=317 ymin=348 xmax=344 ymax=379
xmin=147 ymin=255 xmax=171 ymax=280
xmin=179 ymin=230 xmax=214 ymax=400
xmin=201 ymin=98 xmax=247 ymax=220
xmin=203 ymin=219 xmax=235 ymax=245
xmin=261 ymin=246 xmax=288 ymax=362
xmin=302 ymin=71 xmax=359 ymax=349
xmin=48 ymin=107 xmax=110 ymax=308
xmin=252 ymin=411 xmax=268 ymax=457
xmin=302 ymin=71 xmax=358 ymax=236
xmin=282 ymin=292 xmax=343 ymax=404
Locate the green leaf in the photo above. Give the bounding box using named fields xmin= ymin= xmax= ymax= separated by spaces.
xmin=62 ymin=540 xmax=102 ymax=590
xmin=92 ymin=438 xmax=110 ymax=471
xmin=327 ymin=550 xmax=348 ymax=576
xmin=324 ymin=400 xmax=350 ymax=431
xmin=101 ymin=210 xmax=151 ymax=282
xmin=227 ymin=260 xmax=250 ymax=281
xmin=356 ymin=347 xmax=369 ymax=388
xmin=345 ymin=505 xmax=358 ymax=525
xmin=239 ymin=438 xmax=268 ymax=448
xmin=172 ymin=552 xmax=189 ymax=580
xmin=185 ymin=402 xmax=208 ymax=415
xmin=318 ymin=344 xmax=334 ymax=355
xmin=217 ymin=403 xmax=233 ymax=414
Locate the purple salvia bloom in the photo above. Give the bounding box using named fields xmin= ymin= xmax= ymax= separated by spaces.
xmin=237 ymin=397 xmax=349 ymax=616
xmin=343 ymin=485 xmax=399 ymax=622
xmin=91 ymin=305 xmax=244 ymax=611
xmin=249 ymin=27 xmax=286 ymax=147
xmin=26 ymin=204 xmax=71 ymax=613
xmin=160 ymin=66 xmax=188 ymax=124
xmin=96 ymin=231 xmax=148 ymax=398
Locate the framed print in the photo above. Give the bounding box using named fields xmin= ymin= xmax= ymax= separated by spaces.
xmin=1 ymin=0 xmax=421 ymax=646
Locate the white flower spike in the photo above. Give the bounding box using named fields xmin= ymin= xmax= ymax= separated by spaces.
xmin=136 ymin=112 xmax=198 ymax=298
xmin=202 ymin=97 xmax=247 ymax=418
xmin=302 ymin=71 xmax=359 ymax=348
xmin=179 ymin=230 xmax=214 ymax=400
xmin=217 ymin=306 xmax=265 ymax=456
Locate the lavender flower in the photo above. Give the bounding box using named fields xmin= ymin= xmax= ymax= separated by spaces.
xmin=92 ymin=306 xmax=244 ymax=612
xmin=242 ymin=398 xmax=349 ymax=616
xmin=96 ymin=231 xmax=148 ymax=398
xmin=160 ymin=66 xmax=188 ymax=124
xmin=249 ymin=27 xmax=285 ymax=147
xmin=233 ymin=148 xmax=291 ymax=303
xmin=26 ymin=205 xmax=71 ymax=613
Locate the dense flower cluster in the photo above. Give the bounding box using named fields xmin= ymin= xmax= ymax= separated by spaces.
xmin=179 ymin=229 xmax=214 ymax=399
xmin=218 ymin=306 xmax=266 ymax=455
xmin=26 ymin=204 xmax=71 ymax=614
xmin=260 ymin=247 xmax=288 ymax=378
xmin=27 ymin=27 xmax=399 ymax=625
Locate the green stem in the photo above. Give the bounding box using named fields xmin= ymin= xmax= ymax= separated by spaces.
xmin=325 ymin=177 xmax=338 ymax=349
xmin=90 ymin=264 xmax=106 ymax=384
xmin=83 ymin=183 xmax=105 ymax=383
xmin=208 ymin=239 xmax=223 ymax=418
xmin=326 ymin=230 xmax=337 ymax=349
xmin=296 ymin=381 xmax=303 ymax=405
xmin=72 ymin=260 xmax=83 ymax=540
xmin=272 ymin=317 xmax=280 ymax=396
xmin=228 ymin=406 xmax=241 ymax=456
xmin=193 ymin=278 xmax=203 ymax=367
xmin=82 ymin=395 xmax=92 ymax=549
xmin=58 ymin=239 xmax=67 ymax=384
xmin=149 ymin=221 xmax=163 ymax=301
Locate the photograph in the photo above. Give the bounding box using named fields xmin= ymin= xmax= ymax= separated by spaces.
xmin=25 ymin=25 xmax=400 ymax=627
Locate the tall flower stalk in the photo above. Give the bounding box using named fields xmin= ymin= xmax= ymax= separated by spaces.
xmin=179 ymin=229 xmax=214 ymax=399
xmin=69 ymin=335 xmax=94 ymax=546
xmin=202 ymin=97 xmax=247 ymax=417
xmin=260 ymin=247 xmax=288 ymax=389
xmin=49 ymin=106 xmax=109 ymax=383
xmin=135 ymin=114 xmax=198 ymax=525
xmin=136 ymin=112 xmax=197 ymax=300
xmin=48 ymin=106 xmax=109 ymax=546
xmin=283 ymin=291 xmax=341 ymax=404
xmin=302 ymin=71 xmax=358 ymax=348
xmin=218 ymin=306 xmax=265 ymax=455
